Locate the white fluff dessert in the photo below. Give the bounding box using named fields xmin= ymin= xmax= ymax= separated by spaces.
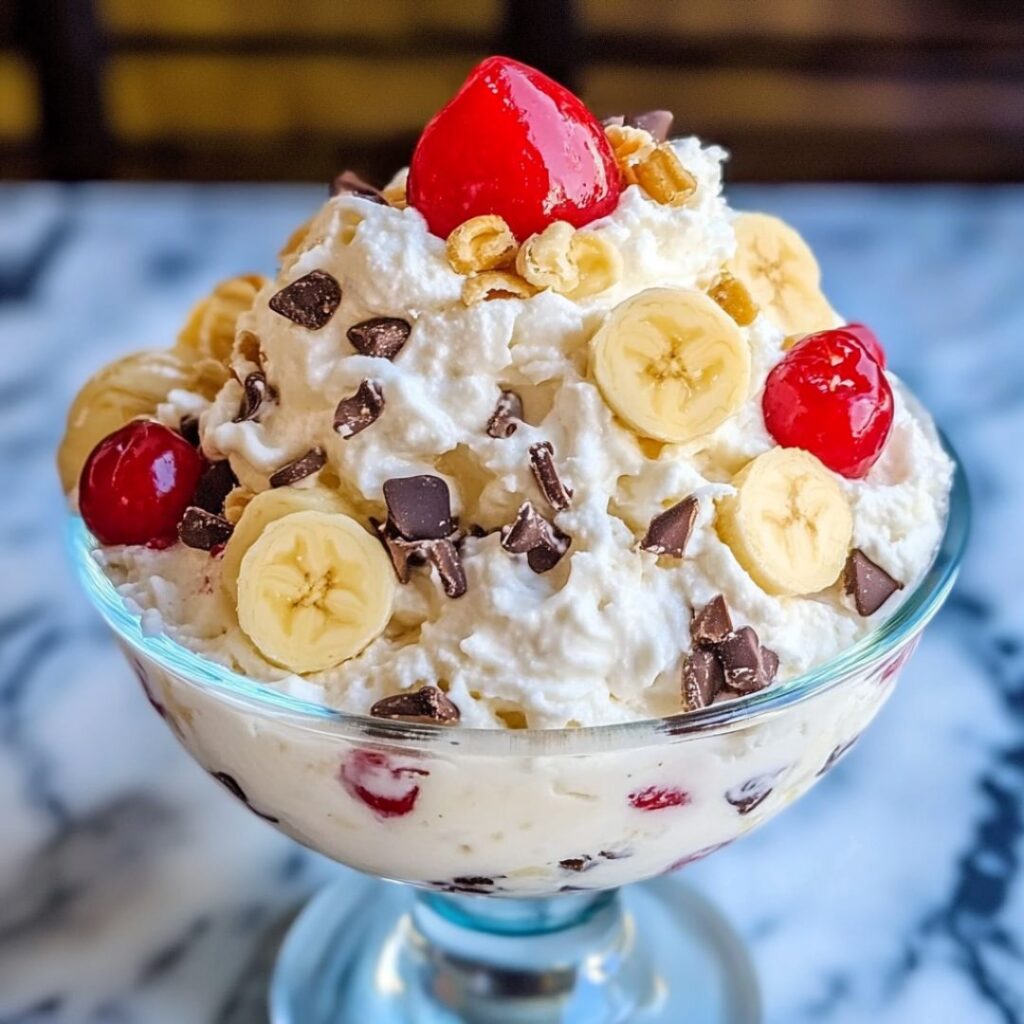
xmin=63 ymin=58 xmax=956 ymax=895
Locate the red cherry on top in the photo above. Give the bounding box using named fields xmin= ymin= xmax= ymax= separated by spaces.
xmin=763 ymin=329 xmax=894 ymax=479
xmin=408 ymin=56 xmax=621 ymax=240
xmin=842 ymin=322 xmax=887 ymax=368
xmin=79 ymin=420 xmax=205 ymax=547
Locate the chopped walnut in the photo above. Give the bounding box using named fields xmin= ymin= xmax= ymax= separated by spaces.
xmin=605 ymin=124 xmax=656 ymax=185
xmin=462 ymin=271 xmax=537 ymax=305
xmin=516 ymin=221 xmax=579 ymax=294
xmin=634 ymin=145 xmax=698 ymax=207
xmin=175 ymin=274 xmax=268 ymax=365
xmin=708 ymin=271 xmax=758 ymax=326
xmin=446 ymin=215 xmax=519 ymax=275
xmin=223 ymin=485 xmax=255 ymax=525
xmin=567 ymin=232 xmax=623 ymax=299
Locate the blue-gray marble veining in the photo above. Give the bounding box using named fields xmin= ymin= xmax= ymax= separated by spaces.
xmin=0 ymin=183 xmax=1019 ymax=1024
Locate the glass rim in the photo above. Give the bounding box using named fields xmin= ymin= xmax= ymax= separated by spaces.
xmin=68 ymin=434 xmax=969 ymax=754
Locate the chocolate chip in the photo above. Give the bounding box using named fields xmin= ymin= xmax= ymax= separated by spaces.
xmin=529 ymin=441 xmax=573 ymax=511
xmin=682 ymin=647 xmax=724 ymax=710
xmin=383 ymin=475 xmax=454 ymax=541
xmin=211 ymin=771 xmax=279 ymax=823
xmin=487 ymin=390 xmax=523 ymax=438
xmin=817 ymin=735 xmax=860 ymax=777
xmin=445 ymin=876 xmax=498 ymax=894
xmin=329 ymin=169 xmax=387 ymax=203
xmin=269 ymin=270 xmax=341 ymax=330
xmin=370 ymin=685 xmax=461 ymax=724
xmin=333 ymin=379 xmax=384 ymax=439
xmin=641 ymin=495 xmax=697 ymax=557
xmin=427 ymin=538 xmax=467 ymax=598
xmin=178 ymin=506 xmax=234 ymax=550
xmin=691 ymin=595 xmax=733 ymax=647
xmin=192 ymin=459 xmax=238 ymax=515
xmin=234 ymin=371 xmax=276 ymax=423
xmin=559 ymin=856 xmax=596 ymax=873
xmin=179 ymin=415 xmax=200 ymax=447
xmin=347 ymin=317 xmax=410 ymax=360
xmin=844 ymin=549 xmax=904 ymax=616
xmin=627 ymin=110 xmax=674 ymax=141
xmin=726 ymin=773 xmax=778 ymax=815
xmin=373 ymin=518 xmax=427 ymax=584
xmin=500 ymin=502 xmax=571 ymax=574
xmin=269 ymin=447 xmax=327 ymax=488
xmin=718 ymin=627 xmax=779 ymax=694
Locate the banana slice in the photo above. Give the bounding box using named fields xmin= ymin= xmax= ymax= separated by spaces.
xmin=591 ymin=288 xmax=751 ymax=443
xmin=236 ymin=510 xmax=395 ymax=674
xmin=717 ymin=447 xmax=852 ymax=596
xmin=221 ymin=486 xmax=351 ymax=603
xmin=726 ymin=213 xmax=837 ymax=335
xmin=57 ymin=349 xmax=193 ymax=492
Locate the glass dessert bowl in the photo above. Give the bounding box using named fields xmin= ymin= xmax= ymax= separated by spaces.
xmin=68 ymin=444 xmax=967 ymax=1024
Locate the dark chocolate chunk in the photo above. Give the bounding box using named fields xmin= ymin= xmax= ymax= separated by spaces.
xmin=817 ymin=735 xmax=860 ymax=777
xmin=690 ymin=595 xmax=733 ymax=647
xmin=725 ymin=773 xmax=778 ymax=816
xmin=370 ymin=685 xmax=461 ymax=724
xmin=383 ymin=475 xmax=454 ymax=540
xmin=333 ymin=379 xmax=384 ymax=439
xmin=373 ymin=518 xmax=427 ymax=584
xmin=844 ymin=549 xmax=904 ymax=616
xmin=269 ymin=447 xmax=327 ymax=488
xmin=487 ymin=390 xmax=524 ymax=439
xmin=500 ymin=502 xmax=571 ymax=574
xmin=234 ymin=371 xmax=276 ymax=423
xmin=330 ymin=169 xmax=387 ymax=203
xmin=628 ymin=110 xmax=674 ymax=141
xmin=682 ymin=647 xmax=724 ymax=709
xmin=718 ymin=627 xmax=778 ymax=694
xmin=179 ymin=414 xmax=200 ymax=447
xmin=269 ymin=269 xmax=341 ymax=330
xmin=529 ymin=441 xmax=573 ymax=511
xmin=211 ymin=771 xmax=279 ymax=823
xmin=178 ymin=506 xmax=234 ymax=550
xmin=192 ymin=459 xmax=238 ymax=515
xmin=347 ymin=317 xmax=410 ymax=360
xmin=427 ymin=538 xmax=467 ymax=598
xmin=559 ymin=856 xmax=596 ymax=873
xmin=641 ymin=495 xmax=698 ymax=557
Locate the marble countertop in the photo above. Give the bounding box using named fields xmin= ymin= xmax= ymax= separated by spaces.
xmin=0 ymin=182 xmax=1020 ymax=1024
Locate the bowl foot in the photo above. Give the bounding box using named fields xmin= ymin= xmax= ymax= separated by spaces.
xmin=269 ymin=867 xmax=760 ymax=1023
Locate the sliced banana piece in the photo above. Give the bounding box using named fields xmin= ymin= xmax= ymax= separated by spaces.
xmin=591 ymin=288 xmax=751 ymax=443
xmin=236 ymin=510 xmax=395 ymax=674
xmin=221 ymin=486 xmax=351 ymax=603
xmin=57 ymin=349 xmax=193 ymax=492
xmin=726 ymin=213 xmax=837 ymax=335
xmin=717 ymin=447 xmax=852 ymax=596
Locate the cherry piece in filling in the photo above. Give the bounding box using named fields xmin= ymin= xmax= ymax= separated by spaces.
xmin=763 ymin=328 xmax=894 ymax=479
xmin=340 ymin=750 xmax=429 ymax=819
xmin=79 ymin=420 xmax=205 ymax=547
xmin=408 ymin=56 xmax=621 ymax=240
xmin=628 ymin=785 xmax=690 ymax=812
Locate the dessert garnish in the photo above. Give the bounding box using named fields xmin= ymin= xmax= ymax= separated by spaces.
xmin=179 ymin=414 xmax=200 ymax=447
xmin=370 ymin=685 xmax=461 ymax=724
xmin=233 ymin=370 xmax=275 ymax=423
xmin=269 ymin=447 xmax=327 ymax=488
xmin=79 ymin=420 xmax=205 ymax=547
xmin=603 ymin=110 xmax=674 ymax=141
xmin=329 ymin=169 xmax=386 ymax=203
xmin=842 ymin=322 xmax=887 ymax=368
xmin=682 ymin=648 xmax=724 ymax=710
xmin=268 ymin=269 xmax=342 ymax=330
xmin=718 ymin=626 xmax=779 ymax=693
xmin=707 ymin=271 xmax=758 ymax=326
xmin=763 ymin=328 xmax=894 ymax=478
xmin=446 ymin=215 xmax=518 ymax=274
xmin=844 ymin=549 xmax=904 ymax=616
xmin=500 ymin=502 xmax=571 ymax=573
xmin=347 ymin=317 xmax=410 ymax=360
xmin=333 ymin=379 xmax=385 ymax=438
xmin=383 ymin=475 xmax=455 ymax=540
xmin=641 ymin=495 xmax=698 ymax=557
xmin=192 ymin=459 xmax=238 ymax=515
xmin=373 ymin=520 xmax=426 ymax=584
xmin=426 ymin=539 xmax=467 ymax=598
xmin=179 ymin=506 xmax=234 ymax=551
xmin=690 ymin=594 xmax=733 ymax=646
xmin=486 ymin=390 xmax=523 ymax=438
xmin=529 ymin=441 xmax=573 ymax=511
xmin=408 ymin=56 xmax=621 ymax=240
xmin=340 ymin=750 xmax=428 ymax=819
xmin=726 ymin=772 xmax=781 ymax=815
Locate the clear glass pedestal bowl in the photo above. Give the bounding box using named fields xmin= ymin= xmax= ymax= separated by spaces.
xmin=68 ymin=446 xmax=969 ymax=1024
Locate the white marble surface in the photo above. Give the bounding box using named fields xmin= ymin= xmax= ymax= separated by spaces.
xmin=0 ymin=182 xmax=1020 ymax=1023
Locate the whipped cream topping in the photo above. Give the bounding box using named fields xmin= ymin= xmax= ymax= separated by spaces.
xmin=103 ymin=137 xmax=952 ymax=729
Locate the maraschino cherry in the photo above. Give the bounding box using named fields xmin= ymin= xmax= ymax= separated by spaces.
xmin=842 ymin=322 xmax=887 ymax=368
xmin=408 ymin=56 xmax=621 ymax=240
xmin=79 ymin=420 xmax=205 ymax=546
xmin=764 ymin=329 xmax=894 ymax=479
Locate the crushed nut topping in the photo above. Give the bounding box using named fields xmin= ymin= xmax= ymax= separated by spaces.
xmin=446 ymin=215 xmax=519 ymax=275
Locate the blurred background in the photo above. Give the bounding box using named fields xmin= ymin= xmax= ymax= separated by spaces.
xmin=2 ymin=0 xmax=1023 ymax=185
